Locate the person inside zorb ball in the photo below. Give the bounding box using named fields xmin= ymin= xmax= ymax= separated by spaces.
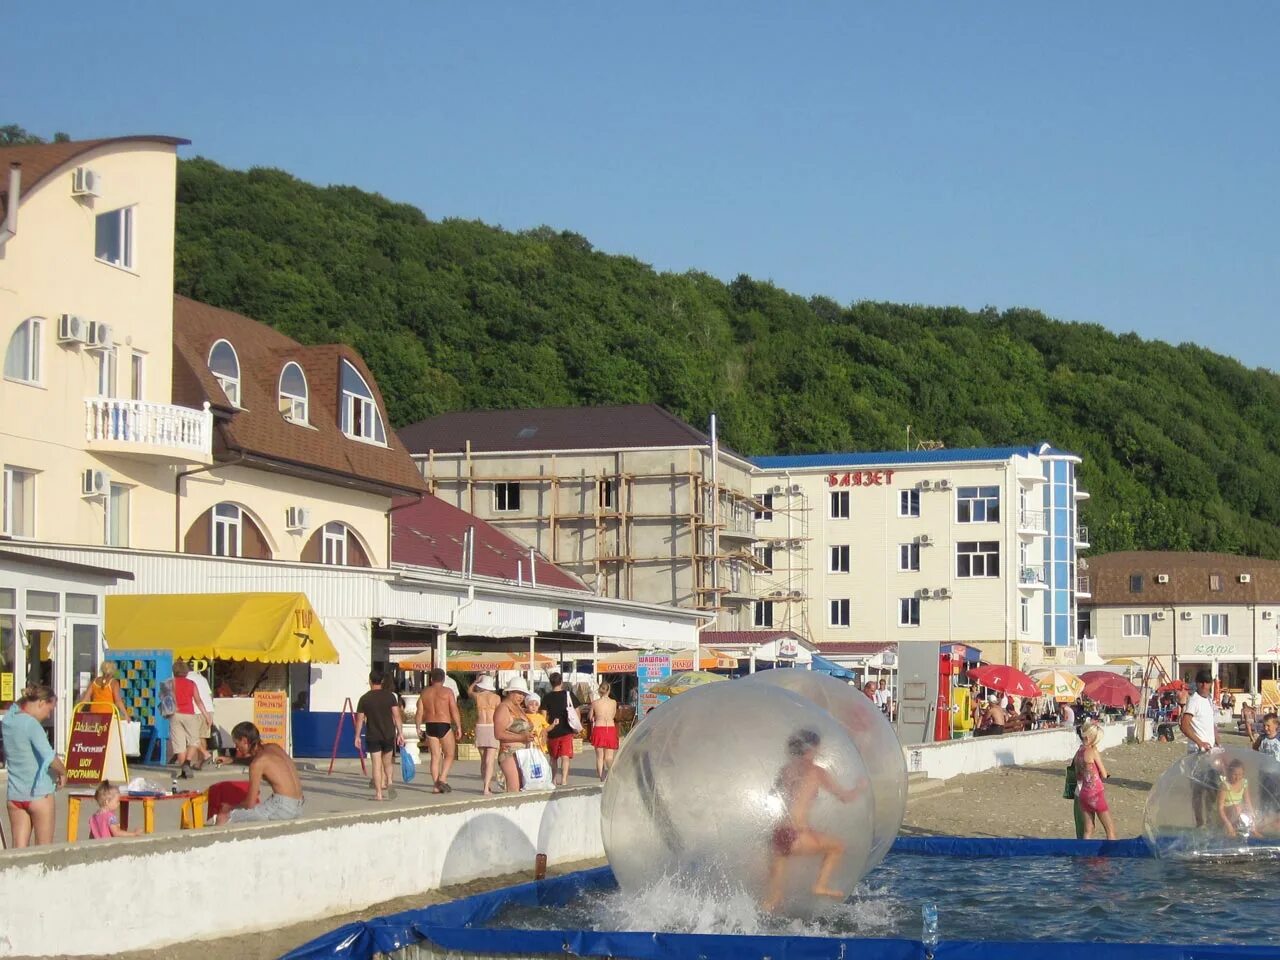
xmin=1142 ymin=746 xmax=1280 ymax=858
xmin=600 ymin=681 xmax=878 ymax=917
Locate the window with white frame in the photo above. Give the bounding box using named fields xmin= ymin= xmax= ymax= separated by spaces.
xmin=899 ymin=489 xmax=920 ymax=518
xmin=899 ymin=542 xmax=920 ymax=571
xmin=278 ymin=362 xmax=309 ymax=424
xmin=1020 ymin=597 xmax=1030 ymax=634
xmin=957 ymin=541 xmax=1000 ymax=578
xmin=829 ymin=490 xmax=850 ymax=519
xmin=754 ymin=493 xmax=773 ymax=521
xmin=899 ymin=596 xmax=920 ymax=627
xmin=1123 ymin=613 xmax=1151 ymax=638
xmin=754 ymin=545 xmax=773 ymax=571
xmin=3 ymin=318 xmax=42 ymax=384
xmin=340 ymin=359 xmax=387 ymax=444
xmin=96 ymin=346 xmax=118 ymax=397
xmin=94 ymin=206 xmax=134 ymax=269
xmin=2 ymin=466 xmax=36 ymax=538
xmin=208 ymin=340 xmax=241 ymax=407
xmin=829 ymin=598 xmax=850 ymax=628
xmin=754 ymin=600 xmax=774 ymax=627
xmin=130 ymin=351 xmax=145 ymax=401
xmin=1202 ymin=613 xmax=1229 ymax=637
xmin=956 ymin=485 xmax=1000 ymax=523
xmin=495 ymin=481 xmax=521 ymax=512
xmin=212 ymin=503 xmax=243 ymax=557
xmin=322 ymin=522 xmax=348 ymax=565
xmin=106 ymin=483 xmax=130 ymax=547
xmin=830 ymin=544 xmax=850 ymax=573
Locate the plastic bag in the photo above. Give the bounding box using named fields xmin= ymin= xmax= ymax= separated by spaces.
xmin=516 ymin=747 xmax=554 ymax=791
xmin=121 ymin=720 xmax=142 ymax=756
xmin=566 ymin=694 xmax=583 ymax=733
xmin=401 ymin=748 xmax=417 ymax=784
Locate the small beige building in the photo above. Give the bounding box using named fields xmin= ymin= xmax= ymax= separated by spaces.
xmin=1081 ymin=550 xmax=1280 ymax=697
xmin=399 ymin=406 xmax=760 ymax=628
xmin=751 ymin=445 xmax=1090 ymax=668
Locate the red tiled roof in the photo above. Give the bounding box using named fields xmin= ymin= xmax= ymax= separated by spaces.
xmin=1086 ymin=551 xmax=1280 ymax=606
xmin=392 ymin=495 xmax=588 ymax=591
xmin=0 ymin=136 xmax=189 ymax=217
xmin=399 ymin=404 xmax=743 ymax=457
xmin=172 ymin=295 xmax=427 ymax=495
xmin=817 ymin=642 xmax=897 ymax=656
xmin=700 ymin=630 xmax=806 ymax=647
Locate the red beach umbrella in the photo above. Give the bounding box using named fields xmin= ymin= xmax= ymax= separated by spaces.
xmin=968 ymin=664 xmax=1043 ymax=699
xmin=1157 ymin=679 xmax=1188 ymax=693
xmin=1082 ymin=673 xmax=1141 ymax=709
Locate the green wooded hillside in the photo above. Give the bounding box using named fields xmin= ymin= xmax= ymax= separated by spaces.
xmin=170 ymin=158 xmax=1280 ymax=559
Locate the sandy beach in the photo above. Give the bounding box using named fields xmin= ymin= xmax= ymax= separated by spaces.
xmin=71 ymin=731 xmax=1241 ymax=960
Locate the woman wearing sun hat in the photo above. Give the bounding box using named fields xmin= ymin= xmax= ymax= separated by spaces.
xmin=469 ymin=674 xmax=501 ymax=795
xmin=493 ymin=677 xmax=534 ymax=793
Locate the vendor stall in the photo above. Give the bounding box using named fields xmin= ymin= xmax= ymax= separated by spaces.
xmin=105 ymin=592 xmax=337 ymax=757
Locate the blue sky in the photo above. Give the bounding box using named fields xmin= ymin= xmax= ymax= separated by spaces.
xmin=12 ymin=3 xmax=1279 ymax=370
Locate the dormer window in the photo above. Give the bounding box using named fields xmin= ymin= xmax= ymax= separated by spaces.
xmin=208 ymin=340 xmax=240 ymax=407
xmin=339 ymin=359 xmax=386 ymax=444
xmin=278 ymin=362 xmax=309 ymax=424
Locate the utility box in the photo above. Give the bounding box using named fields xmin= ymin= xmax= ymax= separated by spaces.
xmin=895 ymin=642 xmax=983 ymax=745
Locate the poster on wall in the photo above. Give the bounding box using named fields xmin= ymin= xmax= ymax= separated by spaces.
xmin=253 ymin=691 xmax=289 ymax=748
xmin=637 ymin=654 xmax=672 ymax=716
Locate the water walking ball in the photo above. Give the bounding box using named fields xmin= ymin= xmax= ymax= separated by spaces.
xmin=1142 ymin=747 xmax=1280 ymax=859
xmin=742 ymin=669 xmax=907 ymax=870
xmin=600 ymin=680 xmax=876 ymax=917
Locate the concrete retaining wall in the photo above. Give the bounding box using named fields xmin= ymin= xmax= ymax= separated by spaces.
xmin=0 ymin=787 xmax=603 ymax=958
xmin=903 ymin=722 xmax=1133 ymax=781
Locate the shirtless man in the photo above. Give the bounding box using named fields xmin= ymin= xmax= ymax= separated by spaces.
xmin=588 ymin=680 xmax=619 ymax=781
xmin=469 ymin=674 xmax=501 ymax=795
xmin=416 ymin=668 xmax=462 ymax=794
xmin=212 ymin=721 xmax=304 ymax=824
xmin=762 ymin=728 xmax=862 ymax=913
xmin=979 ymin=696 xmax=1008 ymax=736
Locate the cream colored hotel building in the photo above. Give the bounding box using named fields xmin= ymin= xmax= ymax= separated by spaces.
xmin=749 ymin=445 xmax=1091 ymax=668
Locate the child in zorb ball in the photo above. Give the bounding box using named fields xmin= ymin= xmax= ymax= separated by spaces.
xmin=1216 ymin=759 xmax=1262 ymax=839
xmin=89 ymin=781 xmax=140 ymax=839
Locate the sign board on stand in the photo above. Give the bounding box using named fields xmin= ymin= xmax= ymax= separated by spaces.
xmin=253 ymin=691 xmax=289 ymax=749
xmin=637 ymin=654 xmax=672 ymax=716
xmin=63 ymin=705 xmax=129 ymax=785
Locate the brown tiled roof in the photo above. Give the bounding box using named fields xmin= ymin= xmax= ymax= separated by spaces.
xmin=700 ymin=629 xmax=807 ymax=647
xmin=817 ymin=642 xmax=896 ymax=656
xmin=0 ymin=136 xmax=189 ymax=218
xmin=1086 ymin=551 xmax=1280 ymax=606
xmin=398 ymin=404 xmax=743 ymax=457
xmin=172 ymin=295 xmax=427 ymax=495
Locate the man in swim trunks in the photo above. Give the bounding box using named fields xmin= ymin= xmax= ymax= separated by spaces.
xmin=355 ymin=670 xmax=403 ymax=801
xmin=416 ymin=668 xmax=462 ymax=793
xmin=469 ymin=674 xmax=501 ymax=795
xmin=215 ymin=722 xmax=305 ymax=823
xmin=762 ymin=728 xmax=863 ymax=913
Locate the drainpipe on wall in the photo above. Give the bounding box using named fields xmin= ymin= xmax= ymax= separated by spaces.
xmin=0 ymin=163 xmax=20 ymax=247
xmin=173 ymin=452 xmax=248 ymax=552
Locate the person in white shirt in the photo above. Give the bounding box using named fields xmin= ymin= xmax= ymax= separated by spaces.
xmin=185 ymin=662 xmax=217 ymax=768
xmin=1180 ymin=670 xmax=1219 ymax=827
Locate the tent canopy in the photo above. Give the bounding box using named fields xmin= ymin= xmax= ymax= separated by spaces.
xmin=596 ymin=648 xmax=736 ymax=673
xmin=106 ymin=593 xmax=338 ymax=664
xmin=811 ymin=654 xmax=857 ymax=680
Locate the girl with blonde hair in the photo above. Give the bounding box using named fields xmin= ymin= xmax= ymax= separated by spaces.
xmin=1073 ymin=721 xmax=1116 ymax=839
xmin=78 ymin=661 xmax=131 ymax=720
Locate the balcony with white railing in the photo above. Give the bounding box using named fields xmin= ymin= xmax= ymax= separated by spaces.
xmin=1017 ymin=508 xmax=1048 ymax=535
xmin=1076 ymin=524 xmax=1090 ymax=547
xmin=85 ymin=398 xmax=213 ymax=463
xmin=1018 ymin=565 xmax=1049 ymax=590
xmin=1076 ymin=575 xmax=1091 ymax=597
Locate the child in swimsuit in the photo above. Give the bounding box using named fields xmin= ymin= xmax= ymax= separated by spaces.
xmin=1073 ymin=721 xmax=1117 ymax=840
xmin=1217 ymin=759 xmax=1263 ymax=838
xmin=88 ymin=782 xmax=139 ymax=839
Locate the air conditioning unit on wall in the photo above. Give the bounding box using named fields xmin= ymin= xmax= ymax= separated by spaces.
xmin=86 ymin=320 xmax=113 ymax=350
xmin=1239 ymin=573 xmax=1252 ymax=583
xmin=71 ymin=167 xmax=101 ymax=197
xmin=935 ymin=587 xmax=951 ymax=600
xmin=81 ymin=468 xmax=109 ymax=497
xmin=919 ymin=480 xmax=932 ymax=491
xmin=916 ymin=587 xmax=932 ymax=600
xmin=285 ymin=506 xmax=311 ymax=531
xmin=937 ymin=479 xmax=952 ymax=491
xmin=1180 ymin=611 xmax=1194 ymax=621
xmin=1156 ymin=574 xmax=1169 ymax=584
xmin=1263 ymin=611 xmax=1274 ymax=621
xmin=1153 ymin=611 xmax=1167 ymax=621
xmin=916 ymin=533 xmax=931 ymax=546
xmin=57 ymin=314 xmax=87 ymax=344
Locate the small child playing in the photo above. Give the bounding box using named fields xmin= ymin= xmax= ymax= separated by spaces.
xmin=88 ymin=781 xmax=140 ymax=839
xmin=1254 ymin=712 xmax=1280 ymax=830
xmin=1217 ymin=759 xmax=1263 ymax=839
xmin=1255 ymin=712 xmax=1280 ymax=762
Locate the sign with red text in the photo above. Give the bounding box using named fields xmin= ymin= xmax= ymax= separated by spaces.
xmin=637 ymin=655 xmax=672 ymax=715
xmin=64 ymin=706 xmax=129 ymax=785
xmin=827 ymin=470 xmax=896 ymax=488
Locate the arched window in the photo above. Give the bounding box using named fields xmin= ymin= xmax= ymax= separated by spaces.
xmin=212 ymin=502 xmax=242 ymax=557
xmin=4 ymin=318 xmax=43 ymax=384
xmin=208 ymin=339 xmax=240 ymax=407
xmin=339 ymin=359 xmax=386 ymax=444
xmin=301 ymin=521 xmax=371 ymax=567
xmin=278 ymin=362 xmax=309 ymax=424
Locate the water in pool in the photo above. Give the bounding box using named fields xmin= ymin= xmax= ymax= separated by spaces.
xmin=488 ymin=852 xmax=1277 ymax=946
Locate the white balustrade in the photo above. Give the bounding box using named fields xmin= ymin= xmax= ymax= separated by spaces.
xmin=85 ymin=398 xmax=212 ymax=456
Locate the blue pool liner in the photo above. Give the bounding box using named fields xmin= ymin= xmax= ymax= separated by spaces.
xmin=281 ymin=838 xmax=1276 ymax=960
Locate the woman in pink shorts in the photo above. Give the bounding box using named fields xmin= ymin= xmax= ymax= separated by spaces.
xmin=1074 ymin=721 xmax=1117 ymax=839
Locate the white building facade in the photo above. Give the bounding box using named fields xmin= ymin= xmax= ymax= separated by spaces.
xmin=750 ymin=445 xmax=1090 ymax=668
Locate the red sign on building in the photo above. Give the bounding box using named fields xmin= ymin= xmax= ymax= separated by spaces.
xmin=827 ymin=470 xmax=896 ymax=488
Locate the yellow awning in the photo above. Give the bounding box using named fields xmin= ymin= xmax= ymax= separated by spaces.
xmin=106 ymin=593 xmax=338 ymax=664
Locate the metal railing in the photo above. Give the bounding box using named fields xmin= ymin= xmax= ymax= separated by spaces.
xmin=1077 ymin=524 xmax=1090 ymax=544
xmin=1076 ymin=575 xmax=1091 ymax=595
xmin=85 ymin=398 xmax=212 ymax=455
xmin=1018 ymin=565 xmax=1047 ymax=586
xmin=1017 ymin=509 xmax=1048 ymax=533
